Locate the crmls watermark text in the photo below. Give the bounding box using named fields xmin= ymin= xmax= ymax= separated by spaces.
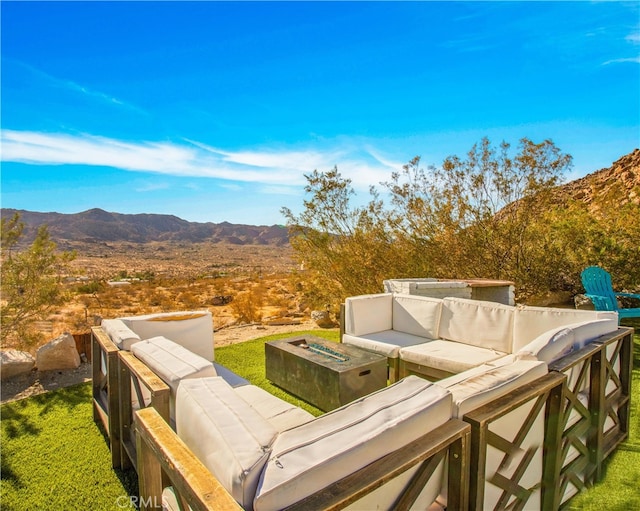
xmin=116 ymin=496 xmax=162 ymax=509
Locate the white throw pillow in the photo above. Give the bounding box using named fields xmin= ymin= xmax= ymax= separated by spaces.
xmin=101 ymin=318 xmax=141 ymax=350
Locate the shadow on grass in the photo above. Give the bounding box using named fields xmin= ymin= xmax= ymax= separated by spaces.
xmin=2 ymin=382 xmax=90 ymax=440
xmin=91 ymin=417 xmax=139 ymax=497
xmin=1 ymin=382 xmax=93 ymax=493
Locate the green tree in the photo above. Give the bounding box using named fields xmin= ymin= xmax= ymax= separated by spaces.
xmin=1 ymin=213 xmax=75 ymax=349
xmin=281 ymin=167 xmax=403 ymax=308
xmin=284 ymin=138 xmax=577 ymax=307
xmin=384 ymin=138 xmax=573 ymax=299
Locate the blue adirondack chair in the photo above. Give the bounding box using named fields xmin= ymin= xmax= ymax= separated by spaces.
xmin=581 ymin=266 xmax=640 ymax=320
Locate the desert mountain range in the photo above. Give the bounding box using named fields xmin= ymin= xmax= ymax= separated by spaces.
xmin=1 ymin=207 xmax=290 ymax=246
xmin=3 ymin=149 xmax=638 ymax=246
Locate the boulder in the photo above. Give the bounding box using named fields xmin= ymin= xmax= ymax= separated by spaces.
xmin=1 ymin=349 xmax=35 ymax=380
xmin=311 ymin=310 xmax=335 ymax=328
xmin=36 ymin=333 xmax=81 ymax=372
xmin=574 ymin=294 xmax=595 ymax=310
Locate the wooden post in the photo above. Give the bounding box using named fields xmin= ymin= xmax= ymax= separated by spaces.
xmin=91 ymin=326 xmax=122 ymax=468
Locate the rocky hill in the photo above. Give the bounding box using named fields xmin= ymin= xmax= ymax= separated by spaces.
xmin=0 ymin=208 xmax=290 ymax=246
xmin=553 ymin=148 xmax=640 ymax=213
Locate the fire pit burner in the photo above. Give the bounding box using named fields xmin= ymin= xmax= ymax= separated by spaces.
xmin=298 ymin=342 xmax=350 ymax=362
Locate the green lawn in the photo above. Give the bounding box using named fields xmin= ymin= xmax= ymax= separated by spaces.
xmin=1 ymin=327 xmax=637 ymax=510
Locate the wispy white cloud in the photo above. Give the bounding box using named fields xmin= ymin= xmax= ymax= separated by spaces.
xmin=602 ymin=56 xmax=640 ymax=65
xmin=12 ymin=59 xmax=147 ymax=114
xmin=0 ymin=130 xmax=399 ymax=191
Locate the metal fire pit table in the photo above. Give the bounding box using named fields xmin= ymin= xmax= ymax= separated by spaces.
xmin=265 ymin=336 xmax=387 ymax=411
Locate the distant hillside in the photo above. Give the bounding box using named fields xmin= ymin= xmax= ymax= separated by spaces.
xmin=553 ymin=148 xmax=640 ymax=213
xmin=0 ymin=208 xmax=290 ymax=246
xmin=3 ymin=149 xmax=637 ymax=248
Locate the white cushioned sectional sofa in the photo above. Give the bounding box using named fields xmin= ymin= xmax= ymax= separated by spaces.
xmin=92 ymin=301 xmax=633 ymax=511
xmin=343 ymin=294 xmax=619 ymax=382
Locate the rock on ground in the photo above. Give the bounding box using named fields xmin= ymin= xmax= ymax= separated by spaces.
xmin=1 ymin=349 xmax=36 ymax=381
xmin=36 ymin=333 xmax=81 ymax=371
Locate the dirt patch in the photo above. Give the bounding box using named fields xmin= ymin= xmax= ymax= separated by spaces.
xmin=1 ymin=363 xmax=92 ymax=404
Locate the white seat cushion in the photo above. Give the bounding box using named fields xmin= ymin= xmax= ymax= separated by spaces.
xmin=400 ymin=339 xmax=507 ymax=375
xmin=343 ymin=330 xmax=433 ymax=358
xmin=234 ymin=385 xmax=314 ymax=431
xmin=439 ymin=298 xmax=514 ymax=353
xmin=176 ymin=377 xmax=278 ymax=509
xmin=436 ymin=359 xmax=548 ymax=418
xmin=254 ymin=376 xmax=452 ymax=511
xmin=101 ymin=318 xmax=141 ymax=350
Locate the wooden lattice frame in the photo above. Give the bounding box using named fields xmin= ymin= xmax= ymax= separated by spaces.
xmin=463 ymin=371 xmax=566 ymax=511
xmin=548 ymin=341 xmax=603 ymax=507
xmin=592 ymin=327 xmax=634 ymax=477
xmin=134 ymin=406 xmax=471 ymax=511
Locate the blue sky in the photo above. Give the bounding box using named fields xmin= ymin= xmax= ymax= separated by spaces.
xmin=1 ymin=1 xmax=639 ymax=226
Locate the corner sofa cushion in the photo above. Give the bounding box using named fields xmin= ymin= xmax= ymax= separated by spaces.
xmin=436 ymin=359 xmax=548 ymax=418
xmin=131 ymin=336 xmax=217 ymax=393
xmin=176 ymin=377 xmax=278 ymax=509
xmin=344 ymin=293 xmax=393 ymax=336
xmin=120 ymin=310 xmax=214 ymax=361
xmin=399 ymin=340 xmax=507 ymax=375
xmin=342 ymin=330 xmax=432 ymax=358
xmin=392 ymin=295 xmax=442 ymax=339
xmin=132 ymin=336 xmax=217 ymax=420
xmin=254 ymin=376 xmax=452 ymax=511
xmin=101 ymin=318 xmax=141 ymax=350
xmin=512 ymin=306 xmax=618 ymax=352
xmin=439 ymin=298 xmax=514 ymax=353
xmin=234 ymin=385 xmax=314 ymax=431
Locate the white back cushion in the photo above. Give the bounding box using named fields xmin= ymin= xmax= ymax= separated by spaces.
xmin=392 ymin=295 xmax=442 ymax=339
xmin=101 ymin=319 xmax=141 ymax=350
xmin=439 ymin=298 xmax=514 ymax=353
xmin=344 ymin=293 xmax=393 ymax=336
xmin=121 ymin=310 xmax=214 ymax=361
xmin=512 ymin=306 xmax=617 ymax=352
xmin=254 ymin=376 xmax=452 ymax=511
xmin=176 ymin=377 xmax=278 ymax=509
